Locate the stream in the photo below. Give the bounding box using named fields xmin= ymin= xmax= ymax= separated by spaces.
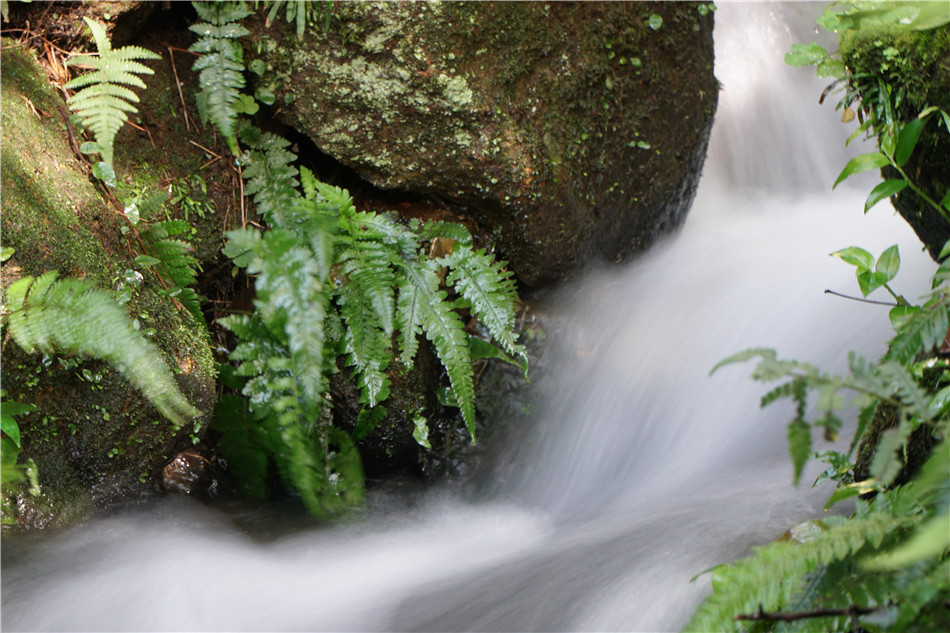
xmin=0 ymin=3 xmax=935 ymax=632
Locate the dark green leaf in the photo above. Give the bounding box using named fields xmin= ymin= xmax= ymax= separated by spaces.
xmin=133 ymin=255 xmax=162 ymax=267
xmin=894 ymin=117 xmax=925 ymax=167
xmin=864 ymin=179 xmax=909 ymax=213
xmin=788 ymin=419 xmax=811 ymax=486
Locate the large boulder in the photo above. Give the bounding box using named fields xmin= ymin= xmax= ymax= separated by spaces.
xmin=1 ymin=43 xmax=218 ymax=529
xmin=252 ymin=1 xmax=718 ymax=286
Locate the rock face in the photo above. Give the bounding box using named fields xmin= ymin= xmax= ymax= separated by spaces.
xmin=1 ymin=43 xmax=218 ymax=529
xmin=253 ymin=1 xmax=718 ymax=286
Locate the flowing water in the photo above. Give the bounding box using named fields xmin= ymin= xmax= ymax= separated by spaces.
xmin=1 ymin=3 xmax=936 ymax=632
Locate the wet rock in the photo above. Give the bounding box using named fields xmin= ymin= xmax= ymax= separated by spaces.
xmin=251 ymin=1 xmax=718 ymax=286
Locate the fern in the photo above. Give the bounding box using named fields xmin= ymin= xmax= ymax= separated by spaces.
xmin=219 ymin=125 xmax=526 ymax=515
xmin=3 ymin=272 xmax=199 ymax=427
xmin=439 ymin=244 xmax=528 ymax=376
xmin=259 ymin=0 xmax=335 ymax=37
xmin=189 ymin=1 xmax=252 ymax=155
xmin=141 ymin=219 xmax=204 ymax=322
xmin=64 ymin=17 xmax=159 ymax=166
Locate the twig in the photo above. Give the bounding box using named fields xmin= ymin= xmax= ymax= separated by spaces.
xmin=167 ymin=47 xmax=192 ymax=132
xmin=735 ymin=604 xmax=879 ymax=623
xmin=189 ymin=139 xmax=222 ymax=160
xmin=825 ymin=289 xmax=899 ymax=306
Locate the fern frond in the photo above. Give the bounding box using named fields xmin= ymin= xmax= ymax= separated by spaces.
xmin=885 ymin=299 xmax=950 ymax=365
xmin=335 ymin=240 xmax=395 ymax=407
xmin=397 ymin=259 xmax=476 ymax=439
xmin=417 ymin=220 xmax=474 ymax=247
xmin=336 ymin=239 xmax=396 ymax=335
xmin=239 ymin=126 xmax=301 ymax=227
xmin=142 ymin=220 xmax=203 ymax=321
xmin=189 ymin=1 xmax=252 ymax=154
xmin=4 ymin=272 xmax=199 ymax=426
xmin=439 ymin=245 xmax=527 ymax=373
xmin=685 ymin=512 xmax=910 ymax=633
xmin=64 ymin=17 xmax=159 ymax=165
xmin=394 ymin=256 xmax=431 ymax=365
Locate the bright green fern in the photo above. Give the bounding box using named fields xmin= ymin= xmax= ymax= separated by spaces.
xmin=189 ymin=0 xmax=253 ymax=155
xmin=140 ymin=219 xmax=204 ymax=323
xmin=4 ymin=272 xmax=200 ymax=427
xmin=64 ymin=17 xmax=160 ymax=166
xmin=218 ymin=124 xmax=526 ymax=516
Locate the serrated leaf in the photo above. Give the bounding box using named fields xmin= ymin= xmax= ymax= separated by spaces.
xmin=788 ymin=418 xmax=811 ymax=486
xmin=865 ymin=179 xmax=909 ymax=213
xmin=833 ymin=153 xmax=890 ymax=189
xmin=5 ymin=273 xmax=199 ymax=426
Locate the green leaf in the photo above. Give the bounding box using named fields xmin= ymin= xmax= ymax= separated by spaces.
xmin=133 ymin=255 xmax=162 ymax=267
xmin=353 ymin=405 xmax=386 ymax=442
xmin=788 ymin=418 xmax=811 ymax=486
xmin=831 ymin=246 xmax=874 ymax=272
xmin=833 ymin=153 xmax=890 ymax=189
xmin=647 ymin=14 xmax=663 ymax=30
xmin=412 ymin=413 xmax=431 ymax=449
xmin=0 ymin=246 xmax=14 ymax=263
xmin=824 ymin=481 xmax=879 ymax=510
xmin=941 ymin=190 xmax=950 ymax=212
xmin=874 ymin=244 xmax=900 ymax=282
xmin=79 ymin=141 xmax=102 ymax=155
xmin=91 ymin=161 xmax=117 ymax=188
xmin=5 ymin=273 xmax=199 ymax=426
xmin=894 ymin=117 xmax=925 ymax=167
xmin=0 ymin=416 xmax=22 ymax=448
xmin=785 ymin=42 xmax=829 ymax=67
xmin=864 ymin=179 xmax=909 ymax=213
xmin=64 ymin=18 xmax=158 ymax=165
xmin=866 ymin=511 xmax=950 ymax=570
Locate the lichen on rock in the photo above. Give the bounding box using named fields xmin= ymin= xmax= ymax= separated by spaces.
xmin=252 ymin=1 xmax=718 ymax=286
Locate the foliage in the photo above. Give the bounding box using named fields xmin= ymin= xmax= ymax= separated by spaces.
xmin=785 ymin=1 xmax=950 ymax=224
xmin=140 ymin=219 xmax=205 ymax=322
xmin=692 ymin=237 xmax=950 ymax=631
xmin=258 ymin=0 xmax=334 ymax=38
xmin=64 ymin=17 xmax=160 ymax=168
xmin=1 ymin=397 xmax=40 ymax=523
xmin=3 ymin=272 xmax=200 ymax=427
xmin=189 ymin=0 xmax=253 ymax=155
xmin=218 ymin=124 xmax=526 ymax=516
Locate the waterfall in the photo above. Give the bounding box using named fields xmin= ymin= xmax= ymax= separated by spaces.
xmin=1 ymin=3 xmax=934 ymax=632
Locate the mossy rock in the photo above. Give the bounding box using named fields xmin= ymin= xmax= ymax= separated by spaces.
xmin=0 ymin=42 xmax=217 ymax=530
xmin=251 ymin=1 xmax=718 ymax=287
xmin=841 ymin=23 xmax=950 ymax=259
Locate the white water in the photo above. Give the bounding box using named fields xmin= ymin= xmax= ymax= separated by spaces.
xmin=1 ymin=3 xmax=935 ymax=632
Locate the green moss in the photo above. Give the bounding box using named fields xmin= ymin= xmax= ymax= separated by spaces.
xmin=1 ymin=41 xmax=217 ymax=529
xmin=841 ymin=25 xmax=950 ymax=258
